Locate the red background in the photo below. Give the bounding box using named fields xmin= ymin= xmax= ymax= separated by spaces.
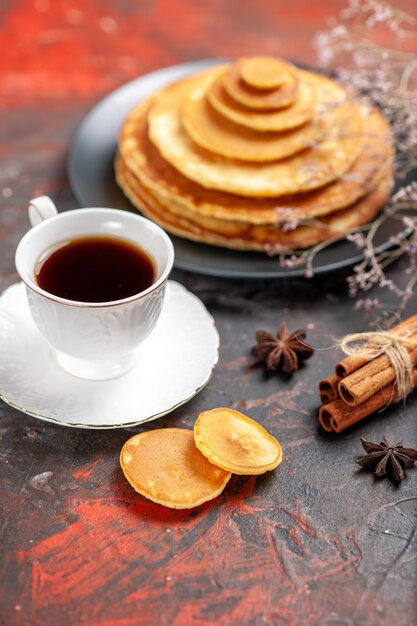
xmin=0 ymin=2 xmax=416 ymax=625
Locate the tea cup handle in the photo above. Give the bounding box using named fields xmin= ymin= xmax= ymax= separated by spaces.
xmin=28 ymin=196 xmax=58 ymax=227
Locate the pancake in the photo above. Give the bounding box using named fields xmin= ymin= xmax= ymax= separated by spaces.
xmin=146 ymin=75 xmax=364 ymax=197
xmin=194 ymin=408 xmax=283 ymax=475
xmin=182 ymin=74 xmax=322 ymax=162
xmin=208 ymin=68 xmax=346 ymax=132
xmin=116 ymin=157 xmax=393 ymax=251
xmin=120 ymin=429 xmax=231 ymax=509
xmin=239 ymin=56 xmax=296 ymax=89
xmin=118 ymin=99 xmax=393 ymax=224
xmin=208 ymin=70 xmax=316 ymax=132
xmin=116 ymin=54 xmax=393 ymax=255
xmin=224 ymin=59 xmax=299 ymax=110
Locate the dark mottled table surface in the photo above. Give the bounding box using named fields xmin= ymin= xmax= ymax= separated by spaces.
xmin=0 ymin=1 xmax=416 ymax=625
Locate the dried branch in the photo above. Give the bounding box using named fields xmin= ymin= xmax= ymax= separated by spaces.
xmin=274 ymin=1 xmax=417 ymax=325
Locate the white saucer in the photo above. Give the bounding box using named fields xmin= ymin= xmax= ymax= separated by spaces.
xmin=0 ymin=281 xmax=219 ymax=428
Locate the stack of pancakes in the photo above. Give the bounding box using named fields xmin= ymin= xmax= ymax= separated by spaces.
xmin=116 ymin=56 xmax=394 ymax=252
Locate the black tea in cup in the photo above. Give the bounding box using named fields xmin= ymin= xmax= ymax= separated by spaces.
xmin=35 ymin=235 xmax=155 ymax=303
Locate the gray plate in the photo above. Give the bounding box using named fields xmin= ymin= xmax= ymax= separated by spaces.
xmin=68 ymin=59 xmax=399 ymax=279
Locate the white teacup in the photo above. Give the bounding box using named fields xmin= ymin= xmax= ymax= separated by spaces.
xmin=15 ymin=196 xmax=175 ymax=380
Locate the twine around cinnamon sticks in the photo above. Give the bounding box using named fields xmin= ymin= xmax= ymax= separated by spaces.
xmin=318 ymin=314 xmax=417 ymax=433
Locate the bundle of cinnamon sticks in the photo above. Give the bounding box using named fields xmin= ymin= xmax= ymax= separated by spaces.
xmin=318 ymin=314 xmax=417 ymax=433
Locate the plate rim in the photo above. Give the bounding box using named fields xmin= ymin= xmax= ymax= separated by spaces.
xmin=68 ymin=57 xmax=396 ymax=280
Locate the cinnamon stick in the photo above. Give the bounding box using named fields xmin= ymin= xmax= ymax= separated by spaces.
xmin=338 ymin=345 xmax=417 ymax=406
xmin=318 ymin=405 xmax=335 ymax=432
xmin=335 ymin=354 xmax=368 ymax=379
xmin=318 ymin=313 xmax=417 ymax=432
xmin=334 ymin=314 xmax=417 ymax=378
xmin=319 ymin=369 xmax=417 ymax=432
xmin=319 ymin=374 xmax=341 ymax=404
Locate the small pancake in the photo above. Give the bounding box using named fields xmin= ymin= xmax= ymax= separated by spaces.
xmin=116 ymin=156 xmax=393 ymax=252
xmin=182 ymin=81 xmax=322 ymax=162
xmin=208 ymin=70 xmax=315 ymax=132
xmin=147 ymin=73 xmax=364 ymax=197
xmin=194 ymin=408 xmax=282 ymax=475
xmin=239 ymin=56 xmax=296 ymax=90
xmin=208 ymin=68 xmax=345 ymax=132
xmin=224 ymin=60 xmax=299 ymax=110
xmin=118 ymin=98 xmax=393 ymax=225
xmin=120 ymin=428 xmax=231 ymax=509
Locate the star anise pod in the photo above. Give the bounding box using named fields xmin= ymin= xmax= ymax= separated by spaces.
xmin=356 ymin=436 xmax=417 ymax=482
xmin=251 ymin=322 xmax=314 ymax=375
